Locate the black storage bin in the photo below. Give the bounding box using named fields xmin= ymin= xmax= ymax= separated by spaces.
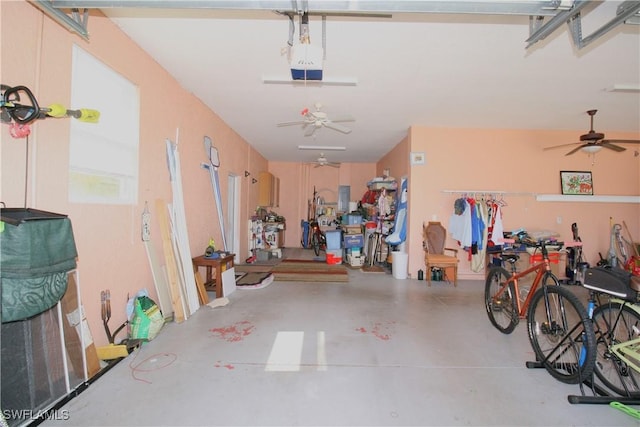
xmin=583 ymin=266 xmax=635 ymax=301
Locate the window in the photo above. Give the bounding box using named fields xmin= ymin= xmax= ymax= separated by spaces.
xmin=68 ymin=45 xmax=139 ymax=204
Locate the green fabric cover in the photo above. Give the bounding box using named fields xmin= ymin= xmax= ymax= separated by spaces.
xmin=1 ymin=218 xmax=77 ymax=323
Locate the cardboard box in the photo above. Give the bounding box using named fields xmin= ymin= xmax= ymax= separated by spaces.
xmin=347 ymin=254 xmax=365 ymax=267
xmin=342 ymin=225 xmax=363 ymax=235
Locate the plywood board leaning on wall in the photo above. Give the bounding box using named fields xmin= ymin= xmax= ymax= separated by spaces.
xmin=60 ymin=272 xmax=101 ymax=378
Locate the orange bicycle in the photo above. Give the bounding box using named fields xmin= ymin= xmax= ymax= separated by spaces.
xmin=485 ymin=238 xmax=596 ymax=384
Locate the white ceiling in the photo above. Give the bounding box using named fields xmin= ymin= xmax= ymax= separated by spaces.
xmin=89 ymin=2 xmax=640 ymax=163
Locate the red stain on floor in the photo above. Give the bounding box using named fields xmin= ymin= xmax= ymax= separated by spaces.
xmin=372 ymin=322 xmax=391 ymax=341
xmin=357 ymin=322 xmax=394 ymax=341
xmin=210 ymin=320 xmax=255 ymax=342
xmin=214 ymin=361 xmax=235 ymax=370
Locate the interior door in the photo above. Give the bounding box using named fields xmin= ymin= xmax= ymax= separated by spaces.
xmin=227 ymin=173 xmax=241 ymax=264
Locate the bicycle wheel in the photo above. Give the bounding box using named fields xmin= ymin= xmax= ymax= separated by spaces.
xmin=527 ymin=282 xmax=596 ymax=384
xmin=311 ymin=231 xmax=320 ymax=256
xmin=592 ymin=301 xmax=640 ymax=397
xmin=485 ymin=267 xmax=519 ymax=334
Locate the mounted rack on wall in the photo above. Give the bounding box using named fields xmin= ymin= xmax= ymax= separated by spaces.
xmin=442 ymin=190 xmax=640 ymax=204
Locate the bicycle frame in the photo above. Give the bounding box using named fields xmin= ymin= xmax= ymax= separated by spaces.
xmin=612 ymin=336 xmax=640 ymax=375
xmin=495 ymin=254 xmax=555 ymax=319
xmin=308 ymin=220 xmax=326 ymax=255
xmin=591 ymin=294 xmax=640 ymax=372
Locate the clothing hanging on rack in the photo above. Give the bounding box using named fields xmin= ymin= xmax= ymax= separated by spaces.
xmin=449 ymin=197 xmax=472 ymax=247
xmin=471 ymin=198 xmax=489 ymax=273
xmin=486 ymin=196 xmax=505 ymax=247
xmin=449 ymin=194 xmax=505 ymax=273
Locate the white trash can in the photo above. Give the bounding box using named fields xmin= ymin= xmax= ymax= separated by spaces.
xmin=392 ymin=251 xmax=408 ymax=280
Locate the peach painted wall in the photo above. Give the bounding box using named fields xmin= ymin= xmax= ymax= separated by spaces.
xmin=1 ymin=1 xmax=267 ymax=346
xmin=401 ymin=126 xmax=640 ymax=280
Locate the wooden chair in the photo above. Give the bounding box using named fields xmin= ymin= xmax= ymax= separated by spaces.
xmin=423 ymin=221 xmax=459 ymax=286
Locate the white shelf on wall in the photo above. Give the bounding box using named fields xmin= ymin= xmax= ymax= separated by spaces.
xmin=442 ymin=190 xmax=640 ymax=204
xmin=535 ymin=194 xmax=640 ymax=203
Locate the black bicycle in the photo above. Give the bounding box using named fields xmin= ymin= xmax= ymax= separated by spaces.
xmin=309 ymin=220 xmax=326 ymax=256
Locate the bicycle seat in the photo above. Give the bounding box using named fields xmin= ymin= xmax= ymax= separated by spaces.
xmin=501 ymin=254 xmax=520 ymax=264
xmin=583 ymin=266 xmax=637 ymax=302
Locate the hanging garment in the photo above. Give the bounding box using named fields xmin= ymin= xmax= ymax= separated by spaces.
xmin=449 ymin=198 xmax=472 ymax=248
xmin=490 ymin=203 xmax=504 ymax=245
xmin=471 ymin=200 xmax=489 ymax=273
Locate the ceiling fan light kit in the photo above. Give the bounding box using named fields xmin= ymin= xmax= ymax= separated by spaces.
xmin=581 ymin=145 xmax=602 ymax=154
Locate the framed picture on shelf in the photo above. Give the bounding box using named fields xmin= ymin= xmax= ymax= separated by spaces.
xmin=560 ymin=171 xmax=593 ymax=195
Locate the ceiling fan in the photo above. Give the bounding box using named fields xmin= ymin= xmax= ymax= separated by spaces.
xmin=544 ymin=109 xmax=640 ymax=156
xmin=277 ymin=103 xmax=354 ymax=137
xmin=308 ymin=152 xmax=340 ymax=168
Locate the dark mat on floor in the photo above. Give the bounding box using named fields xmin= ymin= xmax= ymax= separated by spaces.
xmin=235 ymin=272 xmax=274 ymax=289
xmin=362 ymin=265 xmax=386 ymax=273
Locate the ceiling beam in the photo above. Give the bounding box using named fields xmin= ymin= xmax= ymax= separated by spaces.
xmin=36 ymin=1 xmax=638 ymax=51
xmin=29 ymin=0 xmax=90 ymax=39
xmin=525 ymin=0 xmax=590 ymax=48
xmin=50 ymin=1 xmax=563 ymax=16
xmin=567 ymin=0 xmax=640 ymax=49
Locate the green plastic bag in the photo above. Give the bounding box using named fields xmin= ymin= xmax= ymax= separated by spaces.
xmin=130 ymin=296 xmax=164 ymax=341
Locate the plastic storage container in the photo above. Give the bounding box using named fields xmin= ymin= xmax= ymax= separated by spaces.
xmin=326 ymin=249 xmax=343 ymax=265
xmin=344 ymin=234 xmax=364 ymax=249
xmin=325 ymin=230 xmax=342 ymax=250
xmin=345 ymin=214 xmax=363 ymax=225
xmin=392 ymin=251 xmax=408 ymax=279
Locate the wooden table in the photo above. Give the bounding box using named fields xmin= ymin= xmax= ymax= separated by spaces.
xmin=192 ymin=254 xmax=235 ymax=299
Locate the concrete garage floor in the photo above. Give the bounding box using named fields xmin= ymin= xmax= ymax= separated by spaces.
xmin=42 ymin=249 xmax=638 ymax=426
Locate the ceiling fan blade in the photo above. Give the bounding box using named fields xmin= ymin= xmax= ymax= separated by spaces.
xmin=323 ymin=121 xmax=352 ymax=134
xmin=304 ymin=125 xmax=317 ymax=137
xmin=565 ymin=144 xmax=587 ymax=156
xmin=330 ymin=115 xmax=355 ymax=123
xmin=543 ymin=142 xmax=581 ymax=151
xmin=326 ymin=162 xmax=341 ymax=168
xmin=277 ymin=120 xmax=306 ymax=127
xmin=602 ymin=139 xmax=640 ymax=145
xmin=601 ymin=142 xmax=626 ymax=152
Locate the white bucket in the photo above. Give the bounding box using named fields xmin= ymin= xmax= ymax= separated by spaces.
xmin=392 ymin=252 xmax=408 ymax=280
